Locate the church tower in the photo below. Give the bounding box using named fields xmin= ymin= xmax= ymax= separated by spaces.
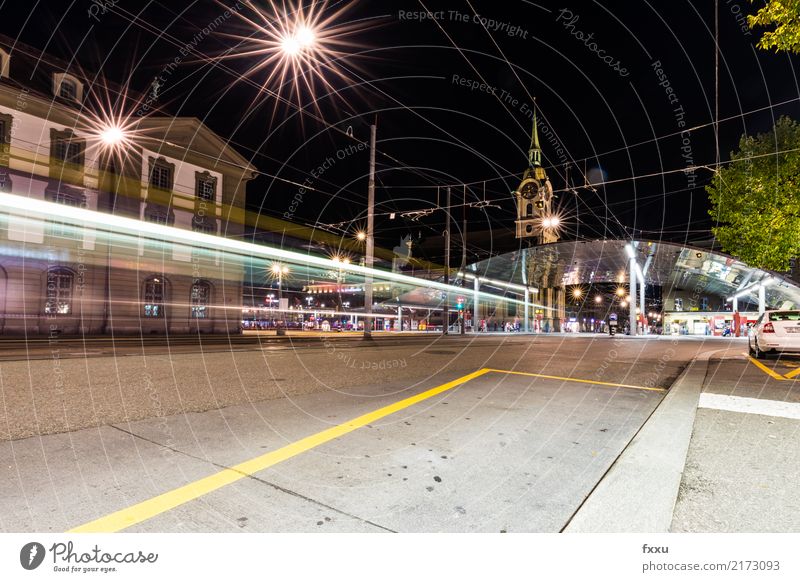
xmin=515 ymin=107 xmax=558 ymax=244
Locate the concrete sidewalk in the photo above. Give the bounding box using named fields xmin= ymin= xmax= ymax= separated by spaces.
xmin=565 ymin=343 xmax=800 ymax=532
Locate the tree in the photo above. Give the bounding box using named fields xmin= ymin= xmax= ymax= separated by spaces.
xmin=707 ymin=116 xmax=800 ymax=272
xmin=749 ymin=0 xmax=800 ymax=53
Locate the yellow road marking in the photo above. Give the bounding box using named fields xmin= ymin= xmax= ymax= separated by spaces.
xmin=783 ymin=367 xmax=800 ymax=379
xmin=485 ymin=369 xmax=667 ymax=392
xmin=68 ymin=367 xmax=492 ymax=533
xmin=745 ymin=355 xmax=787 ymax=381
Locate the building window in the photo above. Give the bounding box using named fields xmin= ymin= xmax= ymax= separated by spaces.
xmin=197 ymin=176 xmax=215 ymax=201
xmin=192 ymin=218 xmax=215 ymax=234
xmin=149 ymin=160 xmax=173 ymax=191
xmin=190 ymin=281 xmax=211 ymax=319
xmin=143 ymin=276 xmax=166 ymax=318
xmin=0 ymin=114 xmax=10 ymax=165
xmin=145 ymin=211 xmax=172 ymax=225
xmin=46 ymin=186 xmax=85 ymax=240
xmin=59 ymin=79 xmax=77 ymax=100
xmin=50 ymin=129 xmax=85 ymax=170
xmin=0 ymin=49 xmax=9 ymax=79
xmin=52 ymin=73 xmax=83 ymax=103
xmin=45 ymin=269 xmax=73 ymax=315
xmin=0 ymin=171 xmax=10 ymax=192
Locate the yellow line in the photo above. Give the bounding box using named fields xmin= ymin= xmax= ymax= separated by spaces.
xmin=68 ymin=368 xmax=492 ymax=533
xmin=745 ymin=356 xmax=787 ymax=381
xmin=485 ymin=369 xmax=667 ymax=392
xmin=784 ymin=367 xmax=800 ymax=379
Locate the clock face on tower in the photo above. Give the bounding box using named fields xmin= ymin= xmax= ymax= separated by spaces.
xmin=519 ymin=178 xmax=540 ymax=199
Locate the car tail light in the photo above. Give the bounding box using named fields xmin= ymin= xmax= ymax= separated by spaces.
xmin=763 ymin=322 xmax=775 ymax=333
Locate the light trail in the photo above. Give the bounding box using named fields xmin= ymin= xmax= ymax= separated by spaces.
xmin=0 ymin=191 xmax=550 ymax=312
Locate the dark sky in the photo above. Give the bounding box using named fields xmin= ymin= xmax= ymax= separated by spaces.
xmin=1 ymin=0 xmax=798 ymax=262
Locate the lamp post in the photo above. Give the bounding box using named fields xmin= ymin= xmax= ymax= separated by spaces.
xmin=272 ymin=263 xmax=289 ymax=336
xmin=364 ymin=121 xmax=376 ymax=340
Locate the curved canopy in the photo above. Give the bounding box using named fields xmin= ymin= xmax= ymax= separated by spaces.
xmin=465 ymin=240 xmax=800 ymax=310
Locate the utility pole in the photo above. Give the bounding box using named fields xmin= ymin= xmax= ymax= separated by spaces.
xmin=443 ymin=186 xmax=451 ymax=335
xmin=715 ymin=0 xmax=720 ymax=168
xmin=460 ymin=186 xmax=467 ymax=335
xmin=364 ymin=120 xmax=376 ymax=340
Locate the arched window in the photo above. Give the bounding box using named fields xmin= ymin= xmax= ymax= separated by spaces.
xmin=526 ymin=203 xmax=533 ymax=218
xmin=143 ymin=276 xmax=166 ymax=318
xmin=190 ymin=280 xmax=211 ymax=319
xmin=52 ymin=73 xmax=84 ymax=103
xmin=45 ymin=268 xmax=74 ymax=315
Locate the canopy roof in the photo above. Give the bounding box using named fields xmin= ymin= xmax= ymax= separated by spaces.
xmin=466 ymin=240 xmax=800 ymax=310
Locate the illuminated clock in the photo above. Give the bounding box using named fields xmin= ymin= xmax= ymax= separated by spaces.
xmin=519 ymin=179 xmax=540 ymax=199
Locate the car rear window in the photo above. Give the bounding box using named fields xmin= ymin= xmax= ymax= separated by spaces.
xmin=769 ymin=311 xmax=800 ymax=321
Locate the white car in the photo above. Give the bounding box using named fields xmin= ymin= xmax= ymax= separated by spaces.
xmin=748 ymin=310 xmax=800 ymax=358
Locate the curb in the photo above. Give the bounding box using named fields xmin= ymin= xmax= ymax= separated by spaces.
xmin=563 ymin=349 xmax=718 ymax=533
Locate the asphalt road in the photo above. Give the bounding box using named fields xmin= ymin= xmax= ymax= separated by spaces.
xmin=0 ymin=335 xmax=800 ymax=532
xmin=0 ymin=333 xmax=735 ymax=533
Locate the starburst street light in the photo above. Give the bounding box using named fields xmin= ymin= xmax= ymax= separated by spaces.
xmin=221 ymin=0 xmax=363 ymax=112
xmin=75 ymin=74 xmax=155 ymax=160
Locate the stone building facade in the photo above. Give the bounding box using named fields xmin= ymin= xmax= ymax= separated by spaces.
xmin=0 ymin=36 xmax=256 ymax=335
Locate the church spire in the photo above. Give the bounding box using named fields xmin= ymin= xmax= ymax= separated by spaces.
xmin=529 ymin=103 xmax=542 ymax=167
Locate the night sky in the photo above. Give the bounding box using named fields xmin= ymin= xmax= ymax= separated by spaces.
xmin=2 ymin=0 xmax=798 ymax=263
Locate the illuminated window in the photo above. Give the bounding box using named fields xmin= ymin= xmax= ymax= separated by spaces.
xmin=45 ymin=269 xmax=73 ymax=315
xmin=143 ymin=276 xmax=166 ymax=318
xmin=190 ymin=281 xmax=211 ymax=319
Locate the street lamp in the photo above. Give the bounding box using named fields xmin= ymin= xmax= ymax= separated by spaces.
xmin=271 ymin=263 xmax=289 ymax=336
